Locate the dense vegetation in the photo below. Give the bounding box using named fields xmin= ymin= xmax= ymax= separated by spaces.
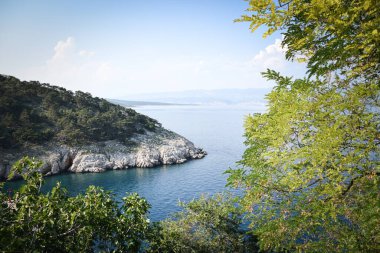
xmin=148 ymin=194 xmax=257 ymax=252
xmin=0 ymin=75 xmax=160 ymax=149
xmin=0 ymin=157 xmax=251 ymax=253
xmin=1 ymin=0 xmax=379 ymax=252
xmin=226 ymin=0 xmax=380 ymax=252
xmin=0 ymin=157 xmax=151 ymax=252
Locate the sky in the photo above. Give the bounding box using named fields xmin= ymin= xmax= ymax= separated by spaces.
xmin=0 ymin=0 xmax=306 ymax=98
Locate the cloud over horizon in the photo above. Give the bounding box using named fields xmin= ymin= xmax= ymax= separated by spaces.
xmin=20 ymin=37 xmax=121 ymax=96
xmin=0 ymin=1 xmax=307 ymax=98
xmin=13 ymin=36 xmax=305 ymax=98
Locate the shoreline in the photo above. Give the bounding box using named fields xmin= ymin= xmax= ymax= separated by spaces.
xmin=0 ymin=128 xmax=206 ymax=181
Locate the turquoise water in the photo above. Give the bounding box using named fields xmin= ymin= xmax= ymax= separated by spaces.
xmin=6 ymin=105 xmax=263 ymax=221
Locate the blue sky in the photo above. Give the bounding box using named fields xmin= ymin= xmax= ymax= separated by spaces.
xmin=0 ymin=0 xmax=306 ymax=98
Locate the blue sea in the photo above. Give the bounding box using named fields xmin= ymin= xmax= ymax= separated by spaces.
xmin=7 ymin=105 xmax=264 ymax=221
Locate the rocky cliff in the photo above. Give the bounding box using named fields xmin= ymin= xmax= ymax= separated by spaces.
xmin=0 ymin=128 xmax=206 ymax=180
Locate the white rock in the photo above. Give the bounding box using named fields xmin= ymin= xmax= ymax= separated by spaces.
xmin=1 ymin=128 xmax=206 ymax=180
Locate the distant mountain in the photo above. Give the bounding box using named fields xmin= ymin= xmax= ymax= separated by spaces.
xmin=107 ymin=99 xmax=183 ymax=107
xmin=120 ymin=88 xmax=270 ymax=106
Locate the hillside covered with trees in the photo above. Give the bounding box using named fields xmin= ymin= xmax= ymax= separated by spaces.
xmin=0 ymin=0 xmax=379 ymax=252
xmin=0 ymin=74 xmax=160 ymax=149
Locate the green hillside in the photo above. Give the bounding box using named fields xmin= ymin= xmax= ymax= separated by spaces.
xmin=0 ymin=75 xmax=160 ymax=149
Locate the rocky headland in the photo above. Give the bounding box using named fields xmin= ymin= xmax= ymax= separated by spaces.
xmin=0 ymin=128 xmax=206 ymax=180
xmin=0 ymin=75 xmax=206 ymax=181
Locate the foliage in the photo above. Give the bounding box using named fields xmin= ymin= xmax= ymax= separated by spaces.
xmin=227 ymin=71 xmax=380 ymax=252
xmin=0 ymin=75 xmax=160 ymax=149
xmin=0 ymin=157 xmax=150 ymax=252
xmin=226 ymin=0 xmax=380 ymax=252
xmin=237 ymin=0 xmax=380 ymax=80
xmin=147 ymin=193 xmax=258 ymax=253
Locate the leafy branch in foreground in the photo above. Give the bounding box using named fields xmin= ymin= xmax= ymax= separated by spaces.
xmin=227 ymin=0 xmax=380 ymax=251
xmin=1 ymin=158 xmax=258 ymax=252
xmin=0 ymin=157 xmax=150 ymax=253
xmin=237 ymin=0 xmax=380 ymax=81
xmin=227 ymin=71 xmax=380 ymax=252
xmin=147 ymin=193 xmax=258 ymax=253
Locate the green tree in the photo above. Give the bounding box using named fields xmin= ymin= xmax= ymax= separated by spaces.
xmin=0 ymin=157 xmax=150 ymax=252
xmin=226 ymin=0 xmax=380 ymax=252
xmin=148 ymin=193 xmax=258 ymax=253
xmin=237 ymin=0 xmax=380 ymax=81
xmin=227 ymin=71 xmax=379 ymax=252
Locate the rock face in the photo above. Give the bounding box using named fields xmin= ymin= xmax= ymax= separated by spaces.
xmin=0 ymin=128 xmax=206 ymax=181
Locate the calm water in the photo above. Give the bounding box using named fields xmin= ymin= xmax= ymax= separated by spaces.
xmin=7 ymin=105 xmax=263 ymax=221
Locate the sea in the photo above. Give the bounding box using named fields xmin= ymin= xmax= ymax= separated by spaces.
xmin=7 ymin=105 xmax=265 ymax=221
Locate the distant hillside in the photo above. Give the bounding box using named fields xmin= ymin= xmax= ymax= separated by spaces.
xmin=0 ymin=75 xmax=160 ymax=149
xmin=107 ymin=99 xmax=181 ymax=107
xmin=121 ymin=88 xmax=270 ymax=106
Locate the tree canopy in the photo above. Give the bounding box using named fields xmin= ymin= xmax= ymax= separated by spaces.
xmin=227 ymin=0 xmax=380 ymax=251
xmin=0 ymin=75 xmax=160 ymax=149
xmin=227 ymin=71 xmax=379 ymax=251
xmin=148 ymin=193 xmax=257 ymax=253
xmin=237 ymin=0 xmax=380 ymax=81
xmin=0 ymin=157 xmax=151 ymax=252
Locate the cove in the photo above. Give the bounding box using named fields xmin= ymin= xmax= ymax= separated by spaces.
xmin=6 ymin=105 xmax=263 ymax=221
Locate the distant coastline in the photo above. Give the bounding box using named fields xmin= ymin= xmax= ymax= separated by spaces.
xmin=107 ymin=99 xmax=193 ymax=107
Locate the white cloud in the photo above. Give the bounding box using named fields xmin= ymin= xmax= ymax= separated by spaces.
xmin=18 ymin=37 xmax=306 ymax=98
xmin=78 ymin=50 xmax=95 ymax=57
xmin=95 ymin=62 xmax=114 ymax=81
xmin=51 ymin=37 xmax=75 ymax=61
xmin=251 ymin=38 xmax=288 ymax=69
xmin=22 ymin=37 xmax=122 ymax=97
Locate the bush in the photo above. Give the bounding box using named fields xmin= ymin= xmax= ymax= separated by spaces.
xmin=0 ymin=157 xmax=150 ymax=252
xmin=147 ymin=193 xmax=258 ymax=253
